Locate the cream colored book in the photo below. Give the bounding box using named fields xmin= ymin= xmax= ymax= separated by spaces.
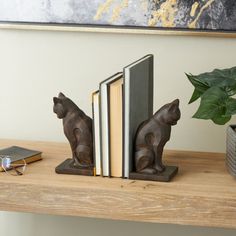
xmin=100 ymin=72 xmax=123 ymax=177
xmin=92 ymin=91 xmax=101 ymax=176
xmin=109 ymin=78 xmax=123 ymax=177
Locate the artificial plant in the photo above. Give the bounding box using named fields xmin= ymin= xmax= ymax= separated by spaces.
xmin=186 ymin=66 xmax=236 ymax=125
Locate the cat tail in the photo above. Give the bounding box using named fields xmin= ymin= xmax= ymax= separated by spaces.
xmin=135 ymin=148 xmax=154 ymax=172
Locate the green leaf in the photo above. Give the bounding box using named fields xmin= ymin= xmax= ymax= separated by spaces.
xmin=186 ymin=73 xmax=210 ymax=103
xmin=192 ymin=87 xmax=230 ymax=125
xmin=192 ymin=102 xmax=226 ymax=120
xmin=186 ymin=73 xmax=209 ymax=90
xmin=224 ymin=82 xmax=236 ymax=96
xmin=186 ymin=66 xmax=236 ymax=101
xmin=188 ymin=89 xmax=203 ymax=104
xmin=226 ymin=98 xmax=236 ymax=115
xmin=212 ymin=115 xmax=231 ymax=125
xmin=197 ymin=67 xmax=236 ymax=89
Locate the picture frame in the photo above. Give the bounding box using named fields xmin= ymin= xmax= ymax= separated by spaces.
xmin=0 ymin=0 xmax=236 ymax=38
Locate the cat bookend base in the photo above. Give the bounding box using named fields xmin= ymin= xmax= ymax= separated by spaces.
xmin=55 ymin=159 xmax=94 ymax=176
xmin=53 ymin=92 xmax=94 ymax=176
xmin=130 ymin=99 xmax=181 ymax=182
xmin=129 ymin=166 xmax=178 ymax=182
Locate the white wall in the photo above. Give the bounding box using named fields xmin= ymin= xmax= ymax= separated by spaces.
xmin=0 ymin=28 xmax=236 ymax=235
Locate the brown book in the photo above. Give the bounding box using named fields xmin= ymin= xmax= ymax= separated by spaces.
xmin=109 ymin=78 xmax=123 ymax=177
xmin=0 ymin=146 xmax=42 ymax=171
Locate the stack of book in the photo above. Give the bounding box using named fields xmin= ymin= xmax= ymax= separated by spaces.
xmin=92 ymin=55 xmax=153 ymax=178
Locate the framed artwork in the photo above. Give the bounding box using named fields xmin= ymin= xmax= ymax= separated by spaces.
xmin=0 ymin=0 xmax=236 ymax=37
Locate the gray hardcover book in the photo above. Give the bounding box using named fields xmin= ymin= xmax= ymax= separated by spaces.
xmin=123 ymin=55 xmax=154 ymax=178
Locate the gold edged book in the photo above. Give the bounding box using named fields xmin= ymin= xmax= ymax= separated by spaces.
xmin=92 ymin=90 xmax=101 ymax=176
xmin=0 ymin=146 xmax=42 ymax=171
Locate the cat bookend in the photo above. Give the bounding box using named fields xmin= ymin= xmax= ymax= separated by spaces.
xmin=53 ymin=92 xmax=94 ymax=176
xmin=130 ymin=99 xmax=181 ymax=182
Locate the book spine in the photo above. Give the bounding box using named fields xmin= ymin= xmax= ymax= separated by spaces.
xmin=107 ymin=84 xmax=111 ymax=177
xmin=149 ymin=55 xmax=154 ymax=116
xmin=92 ymin=92 xmax=97 ymax=175
xmin=98 ymin=86 xmax=104 ymax=177
xmin=122 ymin=83 xmax=125 ymax=178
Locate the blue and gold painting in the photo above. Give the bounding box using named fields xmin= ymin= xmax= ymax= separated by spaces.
xmin=0 ymin=0 xmax=235 ymax=31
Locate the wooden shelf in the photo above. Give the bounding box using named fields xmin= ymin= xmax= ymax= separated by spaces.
xmin=0 ymin=139 xmax=235 ymax=229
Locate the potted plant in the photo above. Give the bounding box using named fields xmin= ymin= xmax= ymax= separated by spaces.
xmin=186 ymin=66 xmax=236 ymax=177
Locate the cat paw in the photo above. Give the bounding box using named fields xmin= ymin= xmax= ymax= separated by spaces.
xmin=154 ymin=164 xmax=166 ymax=173
xmin=139 ymin=168 xmax=157 ymax=175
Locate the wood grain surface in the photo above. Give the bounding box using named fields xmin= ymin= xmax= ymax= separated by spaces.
xmin=0 ymin=139 xmax=235 ymax=229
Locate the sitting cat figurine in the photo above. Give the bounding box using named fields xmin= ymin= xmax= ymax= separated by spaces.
xmin=53 ymin=92 xmax=93 ymax=169
xmin=134 ymin=99 xmax=180 ymax=175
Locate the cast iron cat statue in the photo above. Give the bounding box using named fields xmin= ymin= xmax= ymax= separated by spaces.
xmin=133 ymin=99 xmax=181 ymax=176
xmin=53 ymin=92 xmax=93 ymax=175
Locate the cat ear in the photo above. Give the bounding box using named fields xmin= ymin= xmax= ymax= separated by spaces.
xmin=168 ymin=99 xmax=179 ymax=111
xmin=172 ymin=99 xmax=179 ymax=107
xmin=59 ymin=92 xmax=66 ymax=98
xmin=53 ymin=97 xmax=61 ymax=104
